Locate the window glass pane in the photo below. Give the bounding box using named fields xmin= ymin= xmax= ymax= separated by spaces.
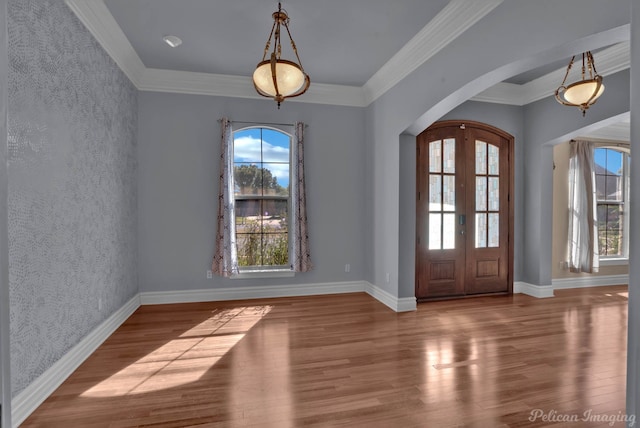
xmin=488 ymin=177 xmax=500 ymax=211
xmin=262 ymin=232 xmax=289 ymax=265
xmin=236 ymin=199 xmax=264 ymax=266
xmin=429 ymin=140 xmax=442 ymax=173
xmin=234 ymin=164 xmax=263 ymax=196
xmin=443 ymin=213 xmax=455 ymax=249
xmin=488 ymin=213 xmax=499 ymax=247
xmin=261 ymin=129 xmax=291 ymax=162
xmin=476 ymin=177 xmax=487 ymax=211
xmin=261 ymin=163 xmax=289 ymax=196
xmin=234 ymin=128 xmax=262 ymax=162
xmin=443 ymin=175 xmax=455 ymax=212
xmin=263 ymin=199 xmax=289 ymax=225
xmin=429 ymin=175 xmax=442 ymax=211
xmin=488 ymin=144 xmax=499 ymax=175
xmin=597 ymin=204 xmax=607 ymax=228
xmin=429 ymin=213 xmax=442 ymax=250
xmin=476 ymin=141 xmax=487 ymax=174
xmin=443 ymin=138 xmax=455 ymax=173
xmin=237 ymin=233 xmax=263 ymax=266
xmin=607 ymin=205 xmax=622 ymax=235
xmin=606 ymin=150 xmax=623 ymax=176
xmin=476 ymin=213 xmax=487 ymax=248
xmin=595 ymin=175 xmax=606 ymax=200
xmin=235 ymin=199 xmax=262 ymax=224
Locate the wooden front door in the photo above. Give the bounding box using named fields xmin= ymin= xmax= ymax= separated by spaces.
xmin=415 ymin=121 xmax=514 ymax=300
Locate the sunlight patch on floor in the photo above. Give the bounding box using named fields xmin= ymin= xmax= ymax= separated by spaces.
xmin=81 ymin=305 xmax=272 ymax=397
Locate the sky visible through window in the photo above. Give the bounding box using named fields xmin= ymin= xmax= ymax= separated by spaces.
xmin=594 ymin=148 xmax=622 ymax=175
xmin=234 ymin=128 xmax=290 ymax=188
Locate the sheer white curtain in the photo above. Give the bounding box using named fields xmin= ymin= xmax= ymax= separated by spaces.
xmin=290 ymin=122 xmax=313 ymax=272
xmin=212 ymin=118 xmax=239 ymax=277
xmin=567 ymin=140 xmax=599 ymax=273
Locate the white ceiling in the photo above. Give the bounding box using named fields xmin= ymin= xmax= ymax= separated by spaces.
xmin=67 ymin=0 xmax=631 ymax=142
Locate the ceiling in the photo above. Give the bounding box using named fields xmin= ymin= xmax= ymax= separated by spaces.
xmin=72 ymin=0 xmax=630 ymax=142
xmin=103 ymin=0 xmax=450 ymax=87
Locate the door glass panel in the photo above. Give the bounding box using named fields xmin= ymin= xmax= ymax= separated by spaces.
xmin=429 ymin=214 xmax=441 ymax=250
xmin=476 ymin=177 xmax=487 ymax=211
xmin=429 ymin=175 xmax=442 ymax=211
xmin=443 ymin=175 xmax=455 ymax=211
xmin=443 ymin=138 xmax=455 ymax=173
xmin=476 ymin=213 xmax=487 ymax=248
xmin=488 ymin=177 xmax=500 ymax=211
xmin=428 ymin=139 xmax=456 ymax=250
xmin=476 ymin=141 xmax=487 ymax=174
xmin=488 ymin=144 xmax=499 ymax=175
xmin=488 ymin=213 xmax=500 ymax=247
xmin=443 ymin=214 xmax=455 ymax=249
xmin=429 ymin=140 xmax=441 ymax=173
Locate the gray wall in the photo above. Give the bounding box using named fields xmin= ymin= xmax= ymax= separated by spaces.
xmin=7 ymin=0 xmax=138 ymax=397
xmin=137 ymin=92 xmax=366 ymax=292
xmin=0 ymin=0 xmax=11 ymax=424
xmin=397 ymin=102 xmax=524 ymax=298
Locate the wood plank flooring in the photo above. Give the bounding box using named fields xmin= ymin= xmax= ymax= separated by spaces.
xmin=22 ymin=286 xmax=629 ymax=427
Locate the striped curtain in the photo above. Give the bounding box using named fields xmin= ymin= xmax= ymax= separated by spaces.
xmin=290 ymin=122 xmax=313 ymax=272
xmin=211 ymin=118 xmax=239 ymax=276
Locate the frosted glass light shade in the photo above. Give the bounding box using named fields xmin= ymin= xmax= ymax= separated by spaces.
xmin=253 ymin=59 xmax=308 ymax=98
xmin=563 ymin=79 xmax=605 ymax=105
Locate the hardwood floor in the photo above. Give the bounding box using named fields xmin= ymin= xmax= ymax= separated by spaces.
xmin=22 ymin=286 xmax=629 ymax=427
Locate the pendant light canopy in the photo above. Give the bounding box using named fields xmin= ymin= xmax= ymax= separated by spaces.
xmin=555 ymin=51 xmax=604 ymax=116
xmin=253 ymin=2 xmax=310 ymax=108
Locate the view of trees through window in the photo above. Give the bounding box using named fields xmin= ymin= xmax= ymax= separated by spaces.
xmin=233 ymin=128 xmax=290 ymax=267
xmin=594 ymin=147 xmax=630 ymax=257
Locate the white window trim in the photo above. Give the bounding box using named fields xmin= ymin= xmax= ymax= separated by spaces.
xmin=231 ymin=269 xmax=295 ymax=280
xmin=598 ymin=257 xmax=628 ymax=266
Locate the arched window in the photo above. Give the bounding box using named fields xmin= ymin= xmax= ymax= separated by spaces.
xmin=233 ymin=127 xmax=291 ymax=268
xmin=594 ymin=146 xmax=630 ymax=258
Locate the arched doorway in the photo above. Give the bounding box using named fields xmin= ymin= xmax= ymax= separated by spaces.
xmin=415 ymin=120 xmax=514 ymax=301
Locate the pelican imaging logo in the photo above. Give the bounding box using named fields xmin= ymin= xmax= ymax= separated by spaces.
xmin=529 ymin=409 xmax=636 ymax=426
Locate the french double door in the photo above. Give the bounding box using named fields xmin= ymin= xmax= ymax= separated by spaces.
xmin=415 ymin=121 xmax=514 ymax=300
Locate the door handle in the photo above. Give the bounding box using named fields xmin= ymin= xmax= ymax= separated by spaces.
xmin=459 ymin=215 xmax=466 ymax=225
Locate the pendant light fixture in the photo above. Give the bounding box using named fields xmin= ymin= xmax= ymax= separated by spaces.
xmin=555 ymin=51 xmax=604 ymax=116
xmin=253 ymin=2 xmax=310 ymax=108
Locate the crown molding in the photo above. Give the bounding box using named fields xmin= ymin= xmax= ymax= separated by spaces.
xmin=139 ymin=68 xmax=368 ymax=106
xmin=363 ymin=0 xmax=504 ymax=104
xmin=65 ymin=0 xmax=145 ymax=87
xmin=66 ymin=0 xmax=500 ymax=107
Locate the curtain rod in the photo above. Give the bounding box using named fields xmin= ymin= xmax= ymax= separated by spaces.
xmin=571 ymin=139 xmax=629 ymax=146
xmin=218 ymin=119 xmax=308 ymax=128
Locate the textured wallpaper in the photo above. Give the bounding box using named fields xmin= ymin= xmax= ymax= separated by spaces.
xmin=7 ymin=0 xmax=138 ymax=396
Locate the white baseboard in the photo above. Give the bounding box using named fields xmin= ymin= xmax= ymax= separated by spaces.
xmin=514 ymin=281 xmax=554 ymax=298
xmin=11 ymin=294 xmax=141 ymax=428
xmin=140 ymin=281 xmax=417 ymax=313
xmin=364 ymin=282 xmax=417 ymax=312
xmin=552 ymin=274 xmax=628 ymax=289
xmin=140 ymin=281 xmax=367 ymax=305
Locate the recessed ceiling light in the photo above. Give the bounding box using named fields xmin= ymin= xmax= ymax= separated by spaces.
xmin=163 ymin=35 xmax=182 ymax=48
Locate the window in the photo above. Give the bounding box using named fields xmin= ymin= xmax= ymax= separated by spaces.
xmin=233 ymin=127 xmax=291 ymax=270
xmin=594 ymin=147 xmax=630 ymax=258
